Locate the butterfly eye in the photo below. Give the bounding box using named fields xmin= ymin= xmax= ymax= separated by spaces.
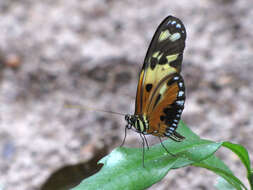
xmin=130 ymin=117 xmax=136 ymax=124
xmin=125 ymin=114 xmax=130 ymax=121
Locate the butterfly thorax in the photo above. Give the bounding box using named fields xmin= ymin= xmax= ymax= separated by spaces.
xmin=125 ymin=114 xmax=149 ymax=134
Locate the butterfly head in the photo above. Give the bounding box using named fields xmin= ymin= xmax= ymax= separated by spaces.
xmin=125 ymin=114 xmax=137 ymax=130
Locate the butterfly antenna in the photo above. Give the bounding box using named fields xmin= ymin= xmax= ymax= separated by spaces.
xmin=158 ymin=137 xmax=176 ymax=157
xmin=64 ymin=103 xmax=126 ymax=116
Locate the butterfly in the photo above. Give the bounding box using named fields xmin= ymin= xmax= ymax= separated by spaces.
xmin=124 ymin=15 xmax=187 ymax=154
xmin=65 ymin=15 xmax=186 ymax=163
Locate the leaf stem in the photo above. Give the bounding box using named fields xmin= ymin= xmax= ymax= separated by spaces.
xmin=248 ymin=170 xmax=253 ymax=190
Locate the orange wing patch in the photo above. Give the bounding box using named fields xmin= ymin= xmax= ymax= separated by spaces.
xmin=135 ymin=70 xmax=145 ymax=114
xmin=146 ymin=74 xmax=185 ymax=140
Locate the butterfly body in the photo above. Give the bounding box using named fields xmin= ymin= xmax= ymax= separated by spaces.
xmin=125 ymin=15 xmax=186 ymax=142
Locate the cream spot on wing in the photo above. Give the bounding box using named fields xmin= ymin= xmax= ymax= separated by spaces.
xmin=157 ymin=52 xmax=164 ymax=61
xmin=158 ymin=30 xmax=171 ymax=42
xmin=166 ymin=54 xmax=178 ymax=63
xmin=169 ymin=32 xmax=181 ymax=42
xmin=158 ymin=64 xmax=177 ymax=74
xmin=146 ymin=64 xmax=177 ymax=85
xmin=152 ymin=51 xmax=160 ymax=58
xmin=159 ymin=83 xmax=167 ymax=95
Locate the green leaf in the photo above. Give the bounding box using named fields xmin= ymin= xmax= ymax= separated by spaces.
xmin=222 ymin=142 xmax=251 ymax=174
xmin=222 ymin=142 xmax=252 ymax=189
xmin=72 ymin=122 xmax=222 ymax=190
xmin=72 ymin=121 xmax=250 ymax=190
xmin=73 ymin=148 xmax=177 ymax=190
xmin=193 ymin=155 xmax=247 ymax=190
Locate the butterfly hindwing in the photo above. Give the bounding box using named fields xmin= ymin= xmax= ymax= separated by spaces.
xmin=146 ymin=73 xmax=185 ymax=139
xmin=135 ymin=15 xmax=186 ymax=116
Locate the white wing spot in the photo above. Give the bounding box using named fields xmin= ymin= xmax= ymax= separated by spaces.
xmin=179 ymin=82 xmax=183 ymax=87
xmin=176 ymin=23 xmax=181 ymax=28
xmin=171 ymin=21 xmax=176 ymax=25
xmin=178 ymin=91 xmax=184 ymax=97
xmin=174 ymin=119 xmax=178 ymax=123
xmin=178 ymin=109 xmax=182 ymax=113
xmin=169 ymin=33 xmax=181 ymax=42
xmin=165 ymin=132 xmax=171 ymax=136
xmin=176 ymin=100 xmax=184 ymax=106
xmin=174 ymin=76 xmax=179 ymax=80
xmin=172 ymin=123 xmax=177 ymax=127
xmin=169 ymin=128 xmax=175 ymax=132
xmin=166 ymin=128 xmax=174 ymax=136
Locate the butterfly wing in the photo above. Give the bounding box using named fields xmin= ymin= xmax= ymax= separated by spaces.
xmin=135 ymin=15 xmax=186 ymax=115
xmin=146 ymin=73 xmax=185 ymax=140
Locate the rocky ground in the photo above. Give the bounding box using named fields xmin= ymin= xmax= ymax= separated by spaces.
xmin=0 ymin=0 xmax=253 ymax=190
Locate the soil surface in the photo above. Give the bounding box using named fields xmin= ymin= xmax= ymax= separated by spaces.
xmin=0 ymin=0 xmax=253 ymax=190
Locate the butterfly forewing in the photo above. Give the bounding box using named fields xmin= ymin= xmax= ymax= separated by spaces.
xmin=135 ymin=16 xmax=186 ymax=116
xmin=143 ymin=16 xmax=186 ymax=72
xmin=134 ymin=15 xmax=186 ymax=139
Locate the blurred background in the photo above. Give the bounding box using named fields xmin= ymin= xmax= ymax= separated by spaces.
xmin=0 ymin=0 xmax=253 ymax=189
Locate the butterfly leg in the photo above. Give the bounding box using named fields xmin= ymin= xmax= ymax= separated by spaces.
xmin=120 ymin=126 xmax=128 ymax=147
xmin=143 ymin=135 xmax=150 ymax=150
xmin=158 ymin=137 xmax=176 ymax=157
xmin=139 ymin=134 xmax=146 ymax=167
